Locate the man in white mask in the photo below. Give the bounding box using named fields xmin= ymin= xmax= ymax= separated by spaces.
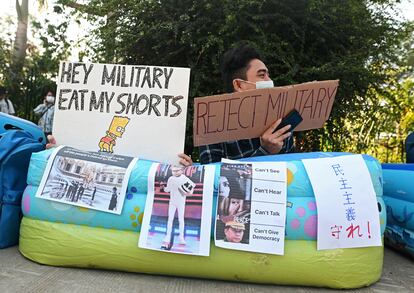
xmin=199 ymin=45 xmax=294 ymax=164
xmin=33 ymin=90 xmax=56 ymax=136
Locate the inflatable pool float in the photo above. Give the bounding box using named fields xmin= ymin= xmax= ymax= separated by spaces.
xmin=19 ymin=150 xmax=385 ymax=288
xmin=0 ymin=113 xmax=45 ymax=248
xmin=382 ymin=163 xmax=414 ymax=258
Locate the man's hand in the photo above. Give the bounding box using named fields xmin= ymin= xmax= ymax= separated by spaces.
xmin=260 ymin=119 xmax=291 ymax=154
xmin=178 ymin=153 xmax=193 ymax=166
xmin=46 ymin=136 xmax=194 ymax=166
xmin=46 ymin=135 xmax=57 ymax=149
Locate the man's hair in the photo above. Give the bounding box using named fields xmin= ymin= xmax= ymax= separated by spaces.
xmin=221 ymin=44 xmax=262 ymax=93
xmin=0 ymin=86 xmax=6 ymax=96
xmin=44 ymin=89 xmax=55 ymax=96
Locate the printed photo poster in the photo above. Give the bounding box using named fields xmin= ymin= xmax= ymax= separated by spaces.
xmin=138 ymin=163 xmax=215 ymax=256
xmin=215 ymin=161 xmax=287 ymax=255
xmin=302 ymin=154 xmax=382 ymax=250
xmin=53 ymin=62 xmax=190 ymax=164
xmin=35 ymin=145 xmax=137 ymax=215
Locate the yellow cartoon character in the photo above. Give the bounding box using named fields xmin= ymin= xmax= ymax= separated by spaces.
xmin=99 ymin=116 xmax=130 ymax=153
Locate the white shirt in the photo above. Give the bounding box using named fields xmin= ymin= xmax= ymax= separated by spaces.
xmin=0 ymin=98 xmax=15 ymax=115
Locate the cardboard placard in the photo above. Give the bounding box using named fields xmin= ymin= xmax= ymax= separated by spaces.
xmin=193 ymin=80 xmax=338 ymax=146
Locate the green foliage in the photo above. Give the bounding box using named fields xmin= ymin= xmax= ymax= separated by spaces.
xmin=0 ymin=17 xmax=14 ymax=89
xmin=2 ymin=0 xmax=412 ymax=162
xmin=0 ymin=3 xmax=72 ymax=120
xmin=76 ymin=0 xmax=413 ymax=160
xmin=343 ymin=73 xmax=414 ymax=163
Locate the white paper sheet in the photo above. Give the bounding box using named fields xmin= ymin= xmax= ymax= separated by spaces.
xmin=302 ymin=154 xmax=382 ymax=250
xmin=35 ymin=145 xmax=137 ymax=214
xmin=139 ymin=164 xmax=215 ymax=256
xmin=215 ymin=160 xmax=287 ymax=255
xmin=53 ymin=62 xmax=190 ymax=164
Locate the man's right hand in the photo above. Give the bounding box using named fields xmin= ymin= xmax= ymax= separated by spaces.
xmin=178 ymin=153 xmax=193 ymax=166
xmin=260 ymin=119 xmax=291 ymax=154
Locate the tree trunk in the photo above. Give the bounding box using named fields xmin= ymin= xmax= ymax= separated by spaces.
xmin=9 ymin=0 xmax=29 ymax=111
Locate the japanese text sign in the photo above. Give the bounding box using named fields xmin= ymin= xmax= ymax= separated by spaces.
xmin=302 ymin=155 xmax=382 ymax=250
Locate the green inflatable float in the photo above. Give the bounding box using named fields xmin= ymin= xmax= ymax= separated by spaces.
xmin=19 ymin=150 xmax=385 ymax=289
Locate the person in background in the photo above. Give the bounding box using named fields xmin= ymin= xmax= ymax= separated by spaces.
xmin=33 ymin=90 xmax=56 ymax=136
xmin=0 ymin=86 xmax=15 ymax=115
xmin=108 ymin=187 xmax=118 ymax=211
xmin=199 ymin=44 xmax=294 ymax=164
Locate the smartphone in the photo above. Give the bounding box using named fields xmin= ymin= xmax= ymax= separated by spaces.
xmin=272 ymin=109 xmax=303 ymax=134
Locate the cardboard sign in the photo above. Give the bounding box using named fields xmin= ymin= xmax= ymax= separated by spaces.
xmin=302 ymin=155 xmax=382 ymax=250
xmin=193 ymin=80 xmax=338 ymax=146
xmin=53 ymin=62 xmax=190 ymax=164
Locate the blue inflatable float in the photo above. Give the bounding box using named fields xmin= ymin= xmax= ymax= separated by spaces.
xmin=383 ymin=163 xmax=414 ymax=257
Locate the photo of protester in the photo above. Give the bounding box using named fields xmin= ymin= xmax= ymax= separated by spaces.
xmin=139 ymin=163 xmax=215 ymax=256
xmin=36 ymin=146 xmax=136 ymax=214
xmin=215 ymin=163 xmax=252 ymax=245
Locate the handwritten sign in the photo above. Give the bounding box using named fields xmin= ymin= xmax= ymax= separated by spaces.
xmin=215 ymin=161 xmax=287 ymax=255
xmin=53 ymin=62 xmax=190 ymax=164
xmin=193 ymin=80 xmax=338 ymax=146
xmin=302 ymin=155 xmax=382 ymax=250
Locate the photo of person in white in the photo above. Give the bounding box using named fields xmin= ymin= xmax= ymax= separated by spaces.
xmin=162 ymin=166 xmax=195 ymax=246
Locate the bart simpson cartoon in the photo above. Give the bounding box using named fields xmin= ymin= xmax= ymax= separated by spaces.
xmin=99 ymin=116 xmax=130 ymax=153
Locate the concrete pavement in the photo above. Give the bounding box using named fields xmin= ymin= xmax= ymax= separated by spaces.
xmin=0 ymin=246 xmax=413 ymax=293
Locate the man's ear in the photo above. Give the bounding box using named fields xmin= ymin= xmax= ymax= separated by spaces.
xmin=232 ymin=79 xmax=244 ymax=92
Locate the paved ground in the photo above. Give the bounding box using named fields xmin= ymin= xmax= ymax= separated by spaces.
xmin=0 ymin=246 xmax=413 ymax=293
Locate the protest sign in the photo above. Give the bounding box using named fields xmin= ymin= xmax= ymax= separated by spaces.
xmin=139 ymin=163 xmax=215 ymax=256
xmin=35 ymin=146 xmax=137 ymax=215
xmin=193 ymin=80 xmax=338 ymax=146
xmin=215 ymin=161 xmax=287 ymax=255
xmin=302 ymin=155 xmax=382 ymax=250
xmin=53 ymin=62 xmax=190 ymax=164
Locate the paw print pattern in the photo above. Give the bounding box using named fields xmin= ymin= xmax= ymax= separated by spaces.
xmin=126 ymin=186 xmax=138 ymax=200
xmin=130 ymin=206 xmax=144 ymax=229
xmin=289 ymin=200 xmax=318 ymax=239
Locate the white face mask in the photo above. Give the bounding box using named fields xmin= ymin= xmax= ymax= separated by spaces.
xmin=255 ymin=80 xmax=274 ymax=89
xmin=46 ymin=95 xmax=55 ymax=103
xmin=240 ymin=79 xmax=274 ymax=89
